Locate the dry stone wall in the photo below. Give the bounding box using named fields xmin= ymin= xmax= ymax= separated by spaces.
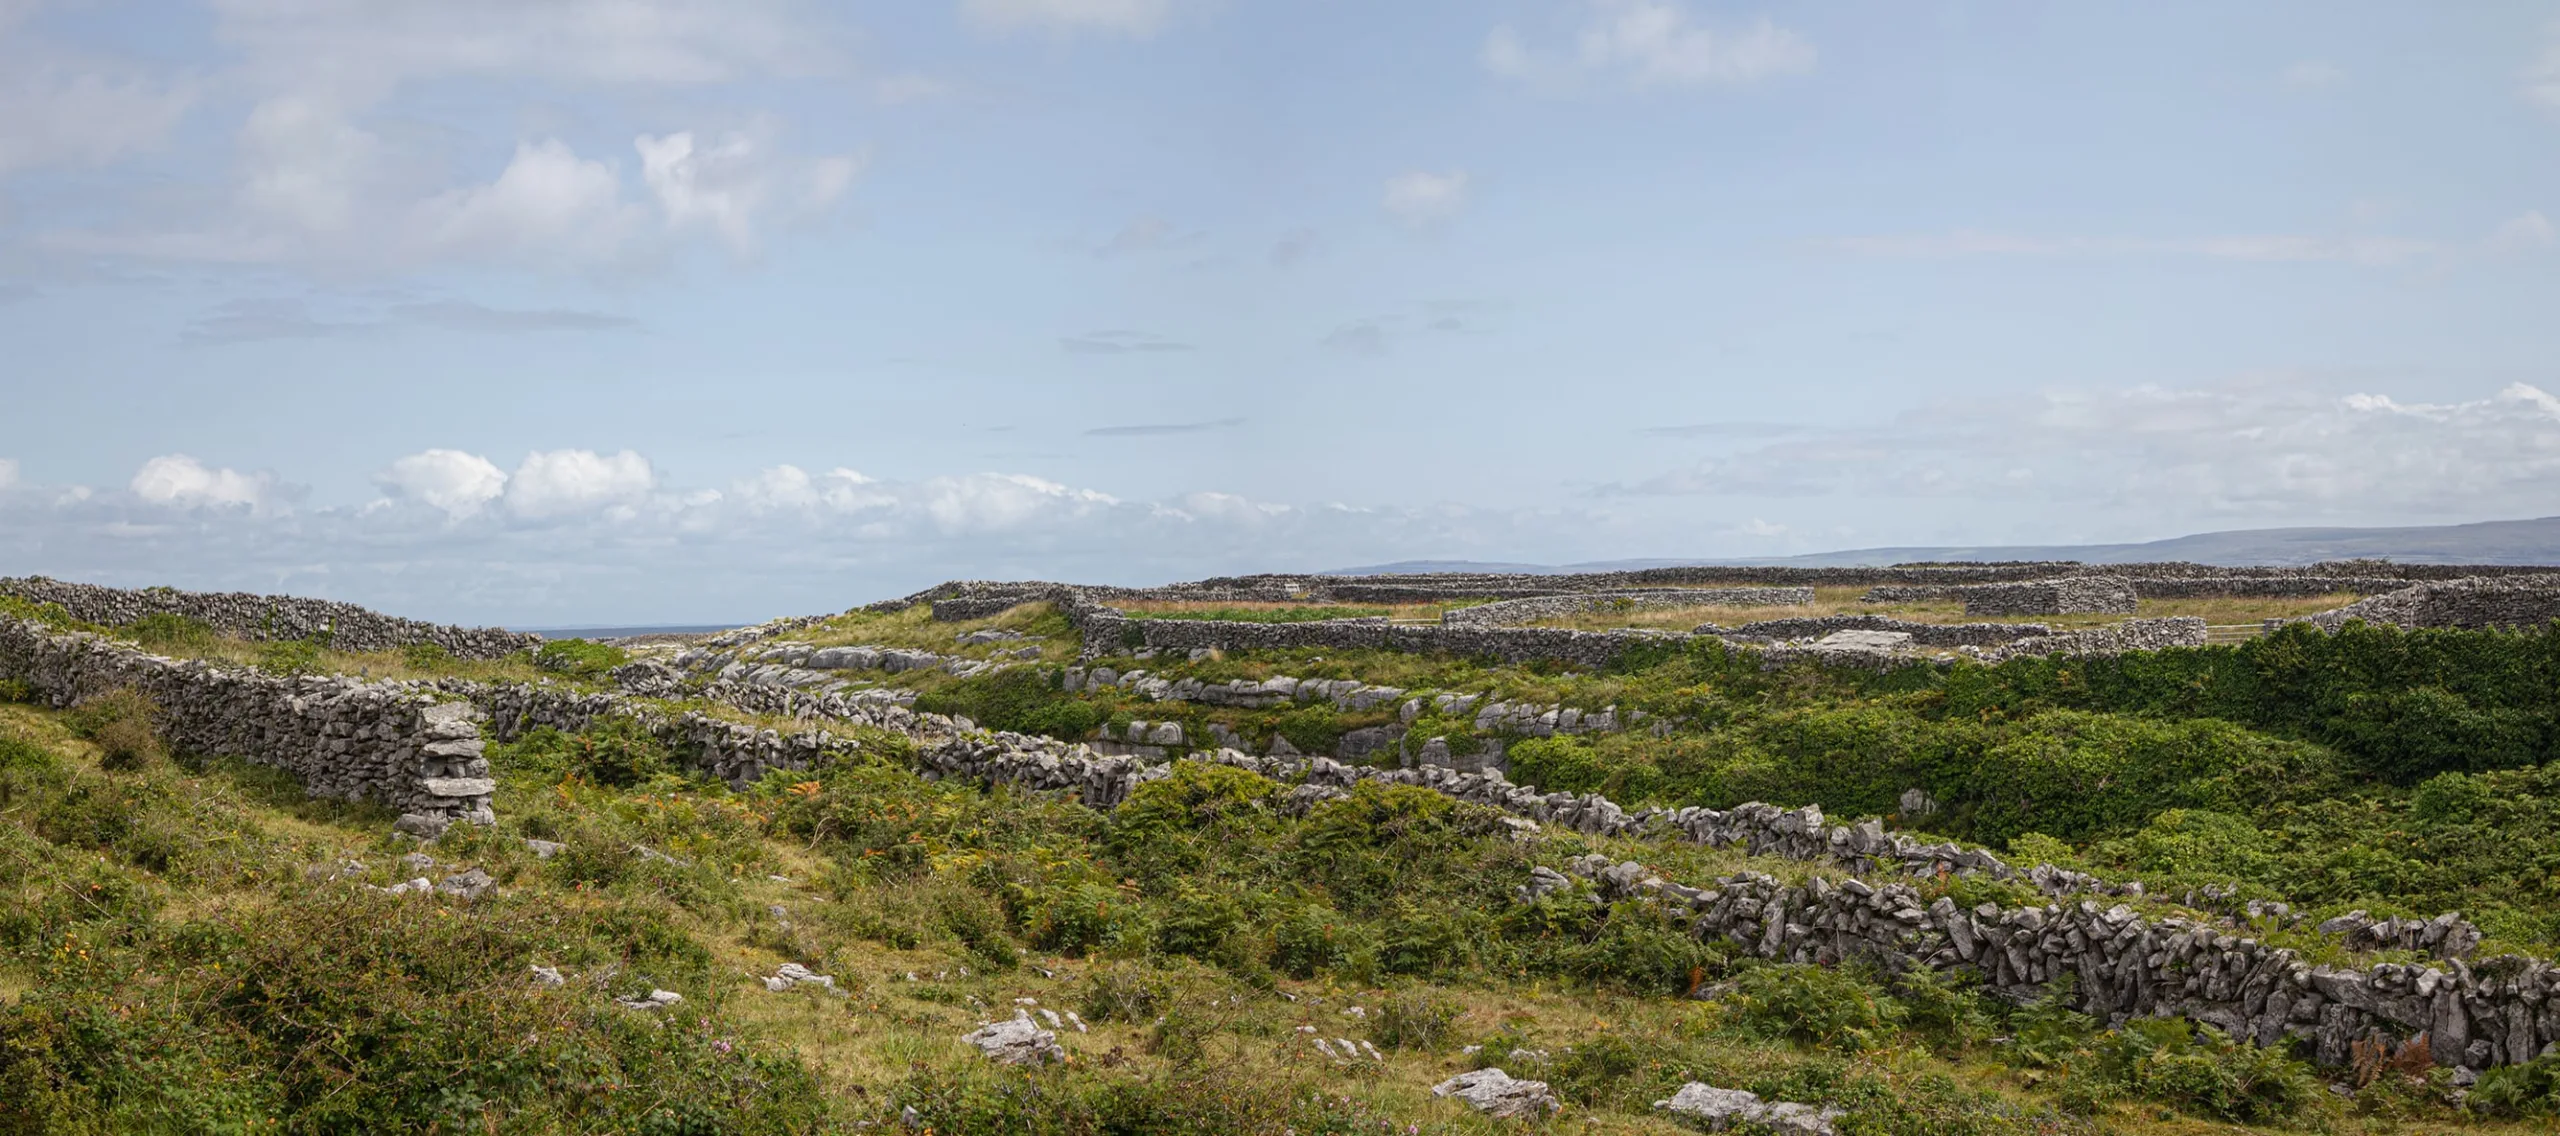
xmin=0 ymin=576 xmax=538 ymax=660
xmin=1439 ymin=588 xmax=1813 ymax=627
xmin=1706 ymin=614 xmax=2051 ymax=648
xmin=2295 ymin=575 xmax=2560 ymax=632
xmin=904 ymin=734 xmax=2560 ymax=1071
xmin=0 ymin=615 xmax=494 ymax=832
xmin=1958 ymin=576 xmax=2139 ymax=617
xmin=405 ymin=646 xmax=2552 ymax=1071
xmin=1983 ymin=617 xmax=2209 ymax=660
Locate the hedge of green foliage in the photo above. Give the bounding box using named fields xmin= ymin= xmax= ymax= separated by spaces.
xmin=913 ymin=667 xmax=1107 ymax=740
xmin=533 ymin=637 xmax=631 ymax=678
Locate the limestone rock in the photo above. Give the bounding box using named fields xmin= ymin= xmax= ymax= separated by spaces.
xmin=963 ymin=1011 xmax=1064 ymax=1065
xmin=1656 ymin=1083 xmax=1842 ymax=1134
xmin=436 ymin=868 xmax=495 ymax=899
xmin=1431 ymin=1068 xmax=1561 ymax=1119
xmin=616 ymin=989 xmax=683 ymax=1010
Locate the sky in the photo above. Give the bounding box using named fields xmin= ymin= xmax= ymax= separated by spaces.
xmin=2 ymin=0 xmax=2558 ymax=625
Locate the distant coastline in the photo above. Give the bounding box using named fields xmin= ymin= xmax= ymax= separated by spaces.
xmin=513 ymin=624 xmax=742 ymax=640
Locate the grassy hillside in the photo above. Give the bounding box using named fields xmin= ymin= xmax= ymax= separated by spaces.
xmin=4 ymin=678 xmax=2559 ymax=1134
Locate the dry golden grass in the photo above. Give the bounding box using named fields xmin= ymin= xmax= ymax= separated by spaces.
xmin=1531 ymin=585 xmax=2378 ymax=636
xmin=800 ymin=602 xmax=1077 ymax=664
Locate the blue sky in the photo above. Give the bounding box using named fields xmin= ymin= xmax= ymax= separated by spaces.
xmin=2 ymin=0 xmax=2558 ymax=624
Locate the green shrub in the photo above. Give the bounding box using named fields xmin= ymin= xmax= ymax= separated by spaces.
xmin=1722 ymin=963 xmax=1904 ymax=1050
xmin=67 ymin=688 xmax=164 ymax=771
xmin=1151 ymin=882 xmax=1245 ymax=963
xmin=2087 ymin=808 xmax=2280 ymax=885
xmin=1267 ymin=902 xmax=1361 ymax=979
xmin=1026 ymin=879 xmax=1133 ymax=956
xmin=503 ymin=720 xmax=674 ymax=788
xmin=254 ymin=636 xmax=325 ymax=675
xmin=1078 ymin=962 xmax=1169 ymax=1023
xmin=1369 ymin=987 xmax=1460 ymax=1051
xmin=0 ymin=595 xmax=96 ymax=631
xmin=400 ymin=642 xmax=454 ymax=671
xmin=123 ymin=612 xmax=215 ymax=651
xmin=1271 ymin=703 xmax=1344 ymax=756
xmin=1891 ymin=966 xmax=1995 ymax=1052
xmin=2003 ymin=977 xmax=2098 ymax=1070
xmin=2471 ymin=1052 xmax=2560 ymax=1118
xmin=533 ymin=637 xmax=629 ymax=678
xmin=1508 ymin=735 xmax=1610 ymax=793
xmin=913 ymin=667 xmax=1105 ymax=740
xmin=0 ymin=678 xmax=32 ymax=703
xmin=2088 ymin=1017 xmax=2326 ymax=1125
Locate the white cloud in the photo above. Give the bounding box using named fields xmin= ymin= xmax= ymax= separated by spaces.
xmin=912 ymin=473 xmax=1116 ymax=534
xmin=1486 ymin=2 xmax=1814 ymax=90
xmin=2281 ymin=60 xmax=2344 ymax=90
xmin=1610 ymin=380 xmax=2560 ymax=522
xmin=962 ymin=0 xmax=1173 ymax=36
xmin=2524 ymin=20 xmax=2560 ymax=111
xmin=209 ymin=0 xmax=834 ymax=94
xmin=0 ymin=458 xmax=17 ymax=490
xmin=505 ymin=449 xmax=656 ymax=519
xmin=1821 ymin=229 xmax=2443 ymax=265
xmin=2491 ymin=210 xmax=2557 ymax=252
xmin=0 ymin=61 xmax=196 ymax=178
xmin=379 ymin=449 xmax=508 ymax=518
xmin=21 ymin=1 xmax=852 ymax=273
xmin=130 ymin=454 xmax=273 ymax=509
xmin=637 ymin=129 xmax=860 ymax=253
xmin=420 ymin=139 xmax=643 ymax=263
xmin=1383 ymin=170 xmax=1470 ymax=225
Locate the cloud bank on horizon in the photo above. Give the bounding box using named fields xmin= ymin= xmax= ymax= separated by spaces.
xmin=0 ymin=1 xmax=2556 ymax=622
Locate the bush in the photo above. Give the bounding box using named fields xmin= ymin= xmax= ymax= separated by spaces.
xmin=1892 ymin=966 xmax=1995 ymax=1052
xmin=1369 ymin=988 xmax=1460 ymax=1050
xmin=1271 ymin=704 xmax=1345 ymax=756
xmin=504 ymin=720 xmax=674 ymax=788
xmin=67 ymin=688 xmax=163 ymax=771
xmin=400 ymin=642 xmax=454 ymax=671
xmin=124 ymin=612 xmax=215 ymax=651
xmin=2089 ymin=1017 xmax=2326 ymax=1125
xmin=0 ymin=678 xmax=34 ymax=704
xmin=534 ymin=637 xmax=629 ymax=678
xmin=913 ymin=667 xmax=1106 ymax=740
xmin=1508 ymin=736 xmax=1610 ymax=793
xmin=1722 ymin=963 xmax=1904 ymax=1051
xmin=1267 ymin=902 xmax=1360 ymax=979
xmin=1078 ymin=963 xmax=1169 ymax=1023
xmin=254 ymin=636 xmax=325 ymax=676
xmin=2471 ymin=1052 xmax=2560 ymax=1118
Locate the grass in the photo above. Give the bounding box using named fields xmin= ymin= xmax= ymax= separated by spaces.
xmin=5 ymin=694 xmax=2554 ymax=1133
xmin=1120 ymin=599 xmax=1438 ymax=622
xmin=1529 ymin=586 xmax=2376 ymax=634
xmin=795 ymin=602 xmax=1080 ymax=663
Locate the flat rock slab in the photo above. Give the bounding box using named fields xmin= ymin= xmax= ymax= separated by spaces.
xmin=1432 ymin=1067 xmax=1561 ymax=1119
xmin=1656 ymin=1083 xmax=1842 ymax=1134
xmin=422 ymin=777 xmax=497 ymax=797
xmin=1811 ymin=629 xmax=1913 ymax=652
xmin=963 ymin=1012 xmax=1063 ymax=1065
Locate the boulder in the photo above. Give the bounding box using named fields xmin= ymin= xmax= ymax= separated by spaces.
xmin=1655 ymin=1083 xmax=1842 ymax=1134
xmin=1431 ymin=1068 xmax=1561 ymax=1119
xmin=963 ymin=1011 xmax=1065 ymax=1065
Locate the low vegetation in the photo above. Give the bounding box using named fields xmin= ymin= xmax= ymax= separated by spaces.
xmin=3 ymin=659 xmax=2557 ymax=1132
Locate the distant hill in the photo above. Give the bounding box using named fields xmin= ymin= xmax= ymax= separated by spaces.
xmin=1328 ymin=516 xmax=2560 ymax=575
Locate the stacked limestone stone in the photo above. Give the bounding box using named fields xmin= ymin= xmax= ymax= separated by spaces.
xmin=1705 ymin=614 xmax=2051 ymax=648
xmin=1439 ymin=588 xmax=1813 ymax=627
xmin=0 ymin=615 xmax=493 ymax=832
xmin=2297 ymin=574 xmax=2560 ymax=632
xmin=0 ymin=576 xmax=537 ymax=659
xmin=1956 ymin=576 xmax=2140 ymax=617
